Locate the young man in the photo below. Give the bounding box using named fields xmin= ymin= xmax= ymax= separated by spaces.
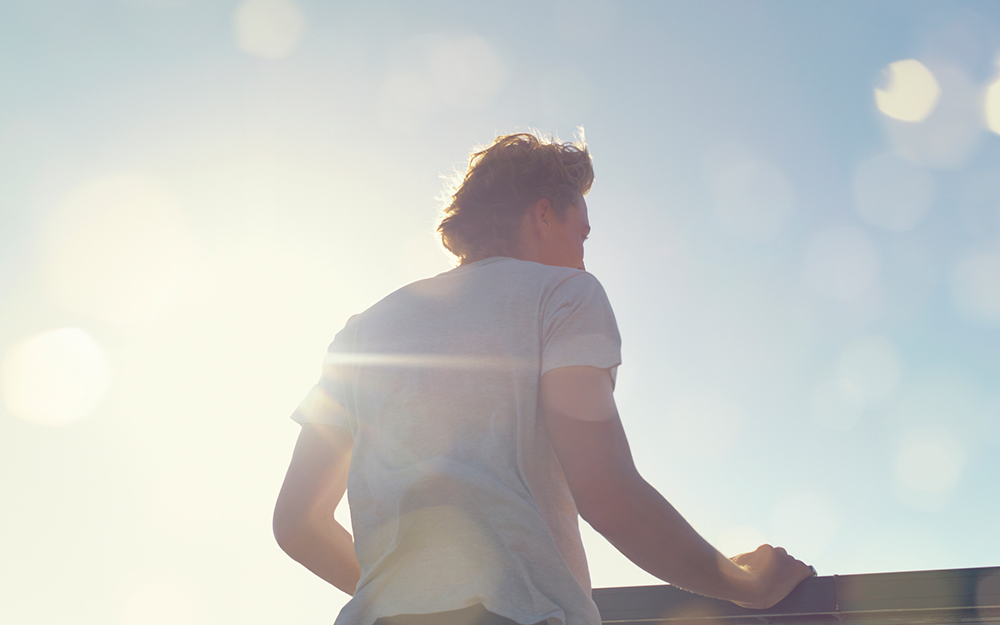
xmin=274 ymin=133 xmax=813 ymax=625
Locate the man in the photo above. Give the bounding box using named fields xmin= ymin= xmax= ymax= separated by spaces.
xmin=273 ymin=133 xmax=813 ymax=625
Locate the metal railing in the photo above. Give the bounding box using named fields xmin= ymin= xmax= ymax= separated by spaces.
xmin=593 ymin=566 xmax=1000 ymax=625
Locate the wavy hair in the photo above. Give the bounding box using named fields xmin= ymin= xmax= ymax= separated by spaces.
xmin=438 ymin=132 xmax=593 ymax=264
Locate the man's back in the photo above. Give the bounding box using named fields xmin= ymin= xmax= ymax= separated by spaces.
xmin=300 ymin=257 xmax=621 ymax=625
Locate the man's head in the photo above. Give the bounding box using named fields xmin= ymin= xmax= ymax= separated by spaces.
xmin=438 ymin=132 xmax=594 ymax=265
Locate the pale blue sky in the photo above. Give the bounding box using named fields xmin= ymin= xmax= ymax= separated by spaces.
xmin=2 ymin=1 xmax=999 ymax=623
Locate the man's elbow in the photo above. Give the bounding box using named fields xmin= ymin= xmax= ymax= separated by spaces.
xmin=273 ymin=504 xmax=305 ymax=556
xmin=574 ymin=485 xmax=635 ymax=538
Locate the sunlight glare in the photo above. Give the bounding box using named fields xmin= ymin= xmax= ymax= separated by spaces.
xmin=539 ymin=66 xmax=596 ymax=122
xmin=233 ymin=0 xmax=305 ymax=59
xmin=986 ymin=394 xmax=1000 ymax=447
xmin=377 ymin=72 xmax=437 ymax=133
xmin=881 ymin=63 xmax=981 ymax=169
xmin=894 ymin=425 xmax=965 ymax=511
xmin=663 ymin=389 xmax=744 ymax=458
xmin=0 ymin=117 xmax=62 ymax=215
xmin=335 ymin=496 xmax=353 ymax=534
xmin=889 ymin=369 xmax=982 ymax=439
xmin=120 ymin=580 xmax=214 ymax=625
xmin=842 ymin=525 xmax=954 ymax=575
xmin=837 ymin=335 xmax=903 ymax=406
xmin=551 ymin=0 xmax=620 ymax=41
xmin=769 ymin=491 xmax=838 ymax=563
xmin=39 ymin=175 xmax=197 ymax=326
xmin=802 ymin=226 xmax=881 ymax=300
xmin=875 ymin=59 xmax=940 ymax=122
xmin=985 ymin=74 xmax=1000 ymax=135
xmin=580 ymin=520 xmax=659 ymax=588
xmin=852 ymin=152 xmax=936 ymax=231
xmin=388 ymin=505 xmax=504 ymax=598
xmin=811 ymin=378 xmax=864 ymax=432
xmin=426 ymin=35 xmax=508 ymax=110
xmin=118 ymin=0 xmax=190 ymax=7
xmin=145 ymin=467 xmax=222 ymax=540
xmin=378 ymin=33 xmax=508 ymax=131
xmin=950 ymin=251 xmax=1000 ymax=325
xmin=399 ymin=231 xmax=456 ymax=285
xmin=703 ymin=143 xmax=795 ymax=242
xmin=0 ymin=328 xmax=113 ymax=427
xmin=715 ymin=525 xmax=768 ymax=559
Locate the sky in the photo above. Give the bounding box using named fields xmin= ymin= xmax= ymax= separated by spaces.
xmin=2 ymin=0 xmax=999 ymax=623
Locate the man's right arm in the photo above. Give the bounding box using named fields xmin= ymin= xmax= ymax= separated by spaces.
xmin=541 ymin=366 xmax=813 ymax=610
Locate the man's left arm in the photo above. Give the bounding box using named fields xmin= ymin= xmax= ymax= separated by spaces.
xmin=273 ymin=423 xmax=360 ymax=595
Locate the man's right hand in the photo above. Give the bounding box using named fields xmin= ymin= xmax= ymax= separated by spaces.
xmin=730 ymin=544 xmax=815 ymax=610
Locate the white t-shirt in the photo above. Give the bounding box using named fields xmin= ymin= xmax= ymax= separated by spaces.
xmin=294 ymin=257 xmax=622 ymax=625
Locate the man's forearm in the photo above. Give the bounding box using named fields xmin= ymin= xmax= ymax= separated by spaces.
xmin=274 ymin=424 xmax=358 ymax=595
xmin=551 ymin=413 xmax=756 ymax=603
xmin=276 ymin=516 xmax=360 ymax=595
xmin=592 ymin=475 xmax=755 ymax=605
xmin=544 ymin=367 xmax=811 ymax=610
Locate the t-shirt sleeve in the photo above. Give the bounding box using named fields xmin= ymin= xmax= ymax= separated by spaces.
xmin=540 ymin=271 xmax=622 ymax=382
xmin=291 ymin=318 xmax=358 ymax=432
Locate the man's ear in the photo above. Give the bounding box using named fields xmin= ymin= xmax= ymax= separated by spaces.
xmin=530 ymin=198 xmax=552 ymax=240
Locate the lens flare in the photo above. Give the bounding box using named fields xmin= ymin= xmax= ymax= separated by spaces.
xmin=837 ymin=335 xmax=903 ymax=406
xmin=812 ymin=335 xmax=903 ymax=432
xmin=0 ymin=328 xmax=113 ymax=427
xmin=377 ymin=72 xmax=437 ymax=133
xmin=881 ymin=63 xmax=981 ymax=169
xmin=120 ymin=580 xmax=212 ymax=625
xmin=704 ymin=143 xmax=795 ymax=242
xmin=715 ymin=525 xmax=768 ymax=559
xmin=950 ymin=251 xmax=1000 ymax=325
xmin=145 ymin=466 xmax=223 ymax=540
xmin=894 ymin=425 xmax=965 ymax=510
xmin=399 ymin=231 xmax=455 ymax=285
xmin=986 ymin=75 xmax=1000 ymax=135
xmin=663 ymin=389 xmax=744 ymax=458
xmin=377 ymin=33 xmax=508 ymax=132
xmin=426 ymin=34 xmax=508 ymax=110
xmin=39 ymin=174 xmax=197 ymax=326
xmin=802 ymin=226 xmax=881 ymax=300
xmin=852 ymin=152 xmax=936 ymax=231
xmin=875 ymin=59 xmax=940 ymax=122
xmin=812 ymin=378 xmax=864 ymax=432
xmin=769 ymin=491 xmax=838 ymax=562
xmin=233 ymin=0 xmax=305 ymax=59
xmin=539 ymin=66 xmax=596 ymax=122
xmin=551 ymin=0 xmax=619 ymax=40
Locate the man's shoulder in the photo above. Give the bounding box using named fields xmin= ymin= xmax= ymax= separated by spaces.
xmin=402 ymin=257 xmax=591 ymax=291
xmin=355 ymin=258 xmax=606 ymax=321
xmin=481 ymin=256 xmax=599 ymax=283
